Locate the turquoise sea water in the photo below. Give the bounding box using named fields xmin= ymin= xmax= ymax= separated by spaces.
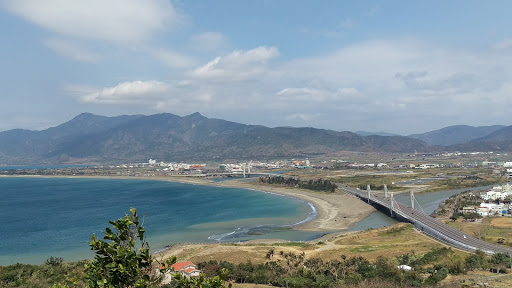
xmin=0 ymin=177 xmax=320 ymax=265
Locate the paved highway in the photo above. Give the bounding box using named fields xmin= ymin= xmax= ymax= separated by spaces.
xmin=339 ymin=184 xmax=512 ymax=255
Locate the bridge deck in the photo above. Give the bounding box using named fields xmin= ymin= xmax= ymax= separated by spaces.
xmin=339 ymin=185 xmax=512 ymax=255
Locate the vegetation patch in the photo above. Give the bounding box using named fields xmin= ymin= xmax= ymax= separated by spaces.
xmin=378 ymin=223 xmax=414 ymax=236
xmin=490 ymin=217 xmax=512 ymax=229
xmin=272 ymin=242 xmax=314 ymax=249
xmin=259 ymin=176 xmax=337 ymax=192
xmin=350 ymin=245 xmax=385 ymax=253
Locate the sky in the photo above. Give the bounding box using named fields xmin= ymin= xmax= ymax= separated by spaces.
xmin=1 ymin=0 xmax=512 ymax=135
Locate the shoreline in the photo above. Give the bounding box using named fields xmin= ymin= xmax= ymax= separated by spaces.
xmin=1 ymin=174 xmax=375 ymax=233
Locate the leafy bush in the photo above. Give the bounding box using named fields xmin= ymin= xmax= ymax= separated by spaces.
xmin=45 ymin=257 xmax=64 ymax=267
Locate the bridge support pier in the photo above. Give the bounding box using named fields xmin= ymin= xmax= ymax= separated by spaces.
xmin=243 ymin=164 xmax=246 ymax=178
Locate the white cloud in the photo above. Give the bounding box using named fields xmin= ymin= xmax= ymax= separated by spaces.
xmin=189 ymin=46 xmax=279 ymax=81
xmin=3 ymin=0 xmax=180 ymax=44
xmin=66 ymin=37 xmax=512 ymax=134
xmin=44 ymin=38 xmax=101 ymax=62
xmin=79 ymin=81 xmax=172 ymax=104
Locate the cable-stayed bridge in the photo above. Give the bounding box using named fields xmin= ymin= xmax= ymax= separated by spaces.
xmin=338 ymin=184 xmax=512 ymax=255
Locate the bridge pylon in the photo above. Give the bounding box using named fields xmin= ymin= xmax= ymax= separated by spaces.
xmin=366 ymin=184 xmax=371 ymax=203
xmin=384 ymin=184 xmax=388 ymax=198
xmin=410 ymin=191 xmax=415 ymax=209
xmin=390 ymin=192 xmax=394 ymax=217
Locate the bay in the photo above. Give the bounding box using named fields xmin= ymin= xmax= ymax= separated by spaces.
xmin=0 ymin=177 xmax=318 ymax=265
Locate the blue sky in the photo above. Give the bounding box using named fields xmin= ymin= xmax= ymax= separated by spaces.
xmin=1 ymin=0 xmax=512 ymax=134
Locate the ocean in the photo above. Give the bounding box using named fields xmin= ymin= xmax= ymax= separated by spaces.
xmin=0 ymin=177 xmax=321 ymax=265
xmin=1 ymin=176 xmax=480 ymax=265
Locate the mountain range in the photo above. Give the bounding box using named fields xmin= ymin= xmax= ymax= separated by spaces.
xmin=0 ymin=113 xmax=511 ymax=164
xmin=407 ymin=125 xmax=506 ymax=146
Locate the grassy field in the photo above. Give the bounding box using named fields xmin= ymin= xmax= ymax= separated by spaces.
xmin=163 ymin=221 xmax=512 ymax=287
xmin=166 ymin=223 xmax=445 ymax=265
xmin=446 ymin=217 xmax=512 ymax=248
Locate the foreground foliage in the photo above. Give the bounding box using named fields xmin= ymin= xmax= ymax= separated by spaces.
xmin=197 ymin=247 xmax=512 ymax=288
xmin=0 ymin=261 xmax=87 ymax=288
xmin=3 ymin=209 xmax=512 ymax=287
xmin=84 ymin=208 xmax=161 ymax=287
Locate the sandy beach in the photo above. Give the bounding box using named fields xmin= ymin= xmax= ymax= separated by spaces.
xmin=215 ymin=180 xmax=375 ymax=232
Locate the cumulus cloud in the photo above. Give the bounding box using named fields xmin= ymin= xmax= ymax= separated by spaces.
xmin=79 ymin=81 xmax=172 ymax=104
xmin=3 ymin=0 xmax=179 ymax=44
xmin=44 ymin=38 xmax=101 ymax=62
xmin=73 ymin=80 xmax=216 ymax=114
xmin=67 ymin=37 xmax=512 ymax=134
xmin=189 ymin=46 xmax=279 ymax=81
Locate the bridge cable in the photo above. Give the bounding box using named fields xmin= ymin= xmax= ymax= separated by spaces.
xmin=413 ymin=196 xmax=427 ymax=215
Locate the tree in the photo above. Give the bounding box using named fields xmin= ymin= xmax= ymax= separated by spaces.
xmin=265 ymin=248 xmax=275 ymax=260
xmin=84 ymin=208 xmax=161 ymax=288
xmin=84 ymin=208 xmax=228 ymax=288
xmin=465 ymin=250 xmax=487 ymax=271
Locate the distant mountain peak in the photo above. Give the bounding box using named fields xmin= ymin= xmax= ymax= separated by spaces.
xmin=71 ymin=112 xmax=98 ymax=120
xmin=185 ymin=112 xmax=205 ymax=119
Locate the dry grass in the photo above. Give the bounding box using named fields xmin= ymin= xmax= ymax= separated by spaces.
xmin=156 ymin=222 xmax=512 ymax=287
xmin=446 ymin=217 xmax=512 ymax=247
xmin=490 ymin=217 xmax=512 ymax=229
xmin=159 ymin=223 xmax=444 ymax=265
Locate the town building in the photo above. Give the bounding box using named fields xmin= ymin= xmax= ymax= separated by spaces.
xmin=480 ymin=184 xmax=512 ymax=201
xmin=158 ymin=261 xmax=201 ymax=284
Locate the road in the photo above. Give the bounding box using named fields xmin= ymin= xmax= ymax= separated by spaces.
xmin=339 ymin=184 xmax=512 ymax=255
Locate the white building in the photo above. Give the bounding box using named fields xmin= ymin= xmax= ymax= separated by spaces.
xmin=158 ymin=261 xmax=201 ymax=284
xmin=477 ymin=202 xmax=507 ymax=216
xmin=417 ymin=164 xmax=439 ymax=169
xmin=481 ymin=184 xmax=512 ymax=201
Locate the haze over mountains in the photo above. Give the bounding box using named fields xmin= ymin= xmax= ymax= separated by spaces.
xmin=0 ymin=113 xmax=511 ymax=164
xmin=407 ymin=125 xmax=506 ymax=146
